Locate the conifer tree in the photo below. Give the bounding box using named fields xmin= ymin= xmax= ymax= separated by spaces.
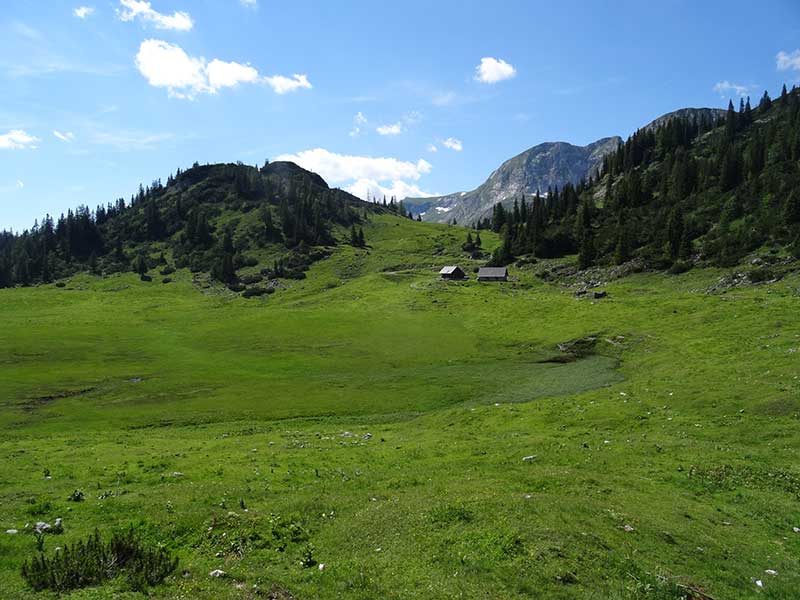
xmin=784 ymin=190 xmax=800 ymax=224
xmin=134 ymin=253 xmax=147 ymax=276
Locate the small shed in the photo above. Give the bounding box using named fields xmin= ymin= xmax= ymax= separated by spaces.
xmin=477 ymin=266 xmax=508 ymax=282
xmin=439 ymin=265 xmax=466 ymax=280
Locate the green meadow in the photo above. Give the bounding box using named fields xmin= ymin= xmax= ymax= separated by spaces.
xmin=1 ymin=215 xmax=799 ymax=598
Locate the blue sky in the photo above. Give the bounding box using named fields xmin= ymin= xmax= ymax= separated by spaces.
xmin=1 ymin=0 xmax=799 ymax=232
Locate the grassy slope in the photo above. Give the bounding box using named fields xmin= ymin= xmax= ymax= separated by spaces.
xmin=0 ymin=214 xmax=798 ymax=599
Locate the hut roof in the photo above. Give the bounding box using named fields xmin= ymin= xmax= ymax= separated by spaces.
xmin=477 ymin=267 xmax=508 ymax=278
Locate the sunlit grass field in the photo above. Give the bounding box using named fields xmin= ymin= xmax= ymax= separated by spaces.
xmin=1 ymin=215 xmax=798 ymax=598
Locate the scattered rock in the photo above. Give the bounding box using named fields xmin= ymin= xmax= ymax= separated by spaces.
xmin=793 ymin=526 xmax=800 ymax=533
xmin=754 ymin=579 xmax=763 ymax=588
xmin=593 ymin=291 xmax=608 ymax=299
xmin=209 ymin=569 xmax=226 ymax=578
xmin=317 ymin=563 xmax=326 ymax=571
xmin=621 ymin=525 xmax=635 ymax=532
xmin=6 ymin=529 xmax=17 ymax=534
xmin=34 ymin=521 xmax=50 ymax=534
xmin=765 ymin=570 xmax=778 ymax=576
xmin=522 ymin=455 xmax=537 ymax=462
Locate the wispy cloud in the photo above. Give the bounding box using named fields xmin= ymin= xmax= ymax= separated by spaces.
xmin=777 ymin=50 xmax=800 ymax=74
xmin=135 ymin=39 xmax=311 ymax=99
xmin=89 ymin=130 xmax=173 ymax=151
xmin=0 ymin=130 xmax=40 ymax=150
xmin=1 ymin=21 xmax=123 ymax=78
xmin=240 ymin=0 xmax=258 ymax=7
xmin=475 ymin=57 xmax=516 ymax=84
xmin=349 ymin=112 xmax=367 ymax=137
xmin=0 ymin=179 xmax=26 ymax=193
xmin=73 ymin=6 xmax=95 ymax=19
xmin=427 ymin=144 xmax=438 ymax=153
xmin=53 ymin=130 xmax=76 ymax=143
xmin=117 ymin=0 xmax=193 ymax=31
xmin=442 ymin=137 xmax=463 ymax=152
xmin=376 ymin=122 xmax=403 ymax=136
xmin=713 ymin=80 xmax=754 ymax=98
xmin=262 ymin=74 xmax=312 ymax=94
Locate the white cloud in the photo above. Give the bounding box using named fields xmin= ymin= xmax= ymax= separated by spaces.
xmin=206 ymin=59 xmax=259 ymax=89
xmin=475 ymin=57 xmax=516 ymax=84
xmin=53 ymin=130 xmax=76 ymax=142
xmin=427 ymin=144 xmax=438 ymax=153
xmin=0 ymin=129 xmax=40 ymax=149
xmin=240 ymin=0 xmax=257 ymax=6
xmin=347 ymin=178 xmax=436 ymax=202
xmin=275 ymin=148 xmax=431 ymax=183
xmin=73 ymin=6 xmax=95 ymax=19
xmin=349 ymin=112 xmax=367 ymax=137
xmin=135 ymin=39 xmax=310 ymax=99
xmin=376 ymin=122 xmax=403 ymax=136
xmin=442 ymin=137 xmax=463 ymax=151
xmin=273 ymin=147 xmax=436 ymax=201
xmin=16 ymin=180 xmax=24 ymax=189
xmin=713 ymin=80 xmax=753 ymax=98
xmin=263 ymin=74 xmax=312 ymax=94
xmin=135 ymin=40 xmax=208 ymax=98
xmin=777 ymin=50 xmax=800 ymax=73
xmin=118 ymin=0 xmax=193 ymax=31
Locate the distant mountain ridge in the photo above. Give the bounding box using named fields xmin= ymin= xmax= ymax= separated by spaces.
xmin=405 ymin=107 xmax=726 ymax=226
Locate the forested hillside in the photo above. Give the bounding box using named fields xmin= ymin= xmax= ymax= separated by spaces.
xmin=0 ymin=161 xmax=413 ymax=290
xmin=484 ymin=85 xmax=800 ymax=270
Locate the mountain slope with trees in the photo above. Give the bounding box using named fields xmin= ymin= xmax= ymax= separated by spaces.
xmin=0 ymin=161 xmax=410 ymax=290
xmin=482 ymin=86 xmax=800 ymax=271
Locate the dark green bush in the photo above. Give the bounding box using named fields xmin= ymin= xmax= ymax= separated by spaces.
xmin=668 ymin=260 xmax=692 ymax=275
xmin=748 ymin=266 xmax=775 ymax=283
xmin=242 ymin=287 xmax=267 ymax=298
xmin=21 ymin=528 xmax=177 ymax=593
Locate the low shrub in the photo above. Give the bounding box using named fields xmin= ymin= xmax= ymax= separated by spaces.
xmin=748 ymin=266 xmax=775 ymax=283
xmin=242 ymin=287 xmax=267 ymax=298
xmin=21 ymin=528 xmax=177 ymax=593
xmin=668 ymin=260 xmax=692 ymax=275
xmin=240 ymin=274 xmax=262 ymax=285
